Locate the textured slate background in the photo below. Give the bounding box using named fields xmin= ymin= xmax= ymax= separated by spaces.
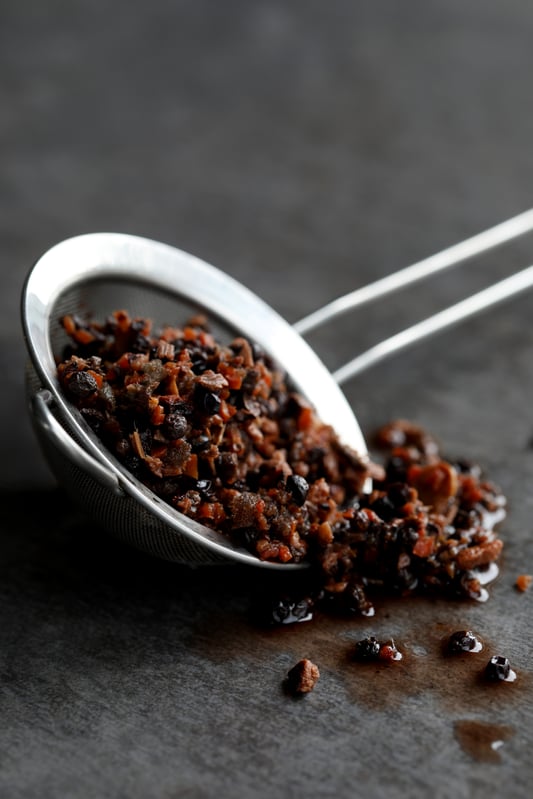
xmin=1 ymin=1 xmax=533 ymax=797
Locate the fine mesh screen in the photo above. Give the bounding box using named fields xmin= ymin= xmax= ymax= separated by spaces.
xmin=50 ymin=277 xmax=240 ymax=364
xmin=31 ymin=369 xmax=232 ymax=565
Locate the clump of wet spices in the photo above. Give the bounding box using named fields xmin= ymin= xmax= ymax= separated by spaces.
xmin=353 ymin=636 xmax=402 ymax=663
xmin=57 ymin=310 xmax=506 ymax=616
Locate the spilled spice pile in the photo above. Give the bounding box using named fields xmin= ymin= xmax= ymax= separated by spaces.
xmin=57 ymin=310 xmax=506 ymax=618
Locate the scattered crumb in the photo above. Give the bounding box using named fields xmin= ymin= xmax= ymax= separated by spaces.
xmin=515 ymin=574 xmax=532 ymax=592
xmin=286 ymin=659 xmax=320 ymax=694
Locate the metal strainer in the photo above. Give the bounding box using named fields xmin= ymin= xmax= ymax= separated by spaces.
xmin=22 ymin=210 xmax=533 ymax=568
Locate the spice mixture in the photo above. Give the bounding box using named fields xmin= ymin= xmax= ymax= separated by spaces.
xmin=56 ymin=310 xmax=505 ymax=617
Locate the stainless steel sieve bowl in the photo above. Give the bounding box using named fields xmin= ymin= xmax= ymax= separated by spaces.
xmin=22 ymin=233 xmax=368 ymax=568
xmin=23 ymin=212 xmax=533 ymax=567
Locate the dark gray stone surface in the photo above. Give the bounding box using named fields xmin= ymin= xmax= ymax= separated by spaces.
xmin=1 ymin=1 xmax=533 ymax=796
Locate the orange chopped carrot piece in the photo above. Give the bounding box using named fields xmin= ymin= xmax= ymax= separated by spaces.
xmin=413 ymin=537 xmax=435 ymax=558
xmin=183 ymin=454 xmax=198 ymax=479
xmin=515 ymin=574 xmax=533 ymax=592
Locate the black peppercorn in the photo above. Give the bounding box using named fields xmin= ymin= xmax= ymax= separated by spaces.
xmin=485 ymin=655 xmax=512 ymax=682
xmin=447 ymin=630 xmax=483 ymax=654
xmin=353 ymin=636 xmax=381 ymax=661
xmin=195 ymin=386 xmax=221 ymax=415
xmin=255 ymin=596 xmax=314 ymax=626
xmin=68 ymin=370 xmax=99 ymax=398
xmin=286 ymin=474 xmax=309 ymax=506
xmin=163 ymin=413 xmax=188 ymax=440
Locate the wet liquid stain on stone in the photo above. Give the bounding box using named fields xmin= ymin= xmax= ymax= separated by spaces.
xmin=453 ymin=719 xmax=514 ymax=763
xmin=191 ymin=582 xmax=528 ymax=714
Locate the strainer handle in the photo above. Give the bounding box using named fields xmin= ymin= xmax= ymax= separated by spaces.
xmin=293 ymin=209 xmax=533 ymax=385
xmin=32 ymin=389 xmax=124 ymax=497
xmin=331 ymin=264 xmax=533 ymax=384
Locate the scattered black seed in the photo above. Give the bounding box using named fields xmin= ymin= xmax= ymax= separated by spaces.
xmin=286 ymin=474 xmax=309 ymax=507
xmin=237 ymin=527 xmax=259 ymax=549
xmin=163 ymin=413 xmax=188 ymax=440
xmin=447 ymin=630 xmax=483 ymax=654
xmin=131 ymin=334 xmax=151 ymax=353
xmin=217 ymin=452 xmax=239 ymax=482
xmin=195 ymin=386 xmax=221 ymax=415
xmin=370 ymin=494 xmax=395 ymax=521
xmin=190 ymin=351 xmax=209 ymax=374
xmin=67 ymin=371 xmax=99 ymax=398
xmin=258 ymin=596 xmax=314 ymax=626
xmin=191 ymin=434 xmax=211 ymax=453
xmin=485 ymin=655 xmax=512 ymax=682
xmin=196 ymin=479 xmax=214 ymax=498
xmin=353 ymin=636 xmax=381 ymax=661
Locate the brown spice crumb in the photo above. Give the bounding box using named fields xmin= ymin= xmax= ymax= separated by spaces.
xmin=515 ymin=574 xmax=533 ymax=592
xmin=286 ymin=659 xmax=320 ymax=694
